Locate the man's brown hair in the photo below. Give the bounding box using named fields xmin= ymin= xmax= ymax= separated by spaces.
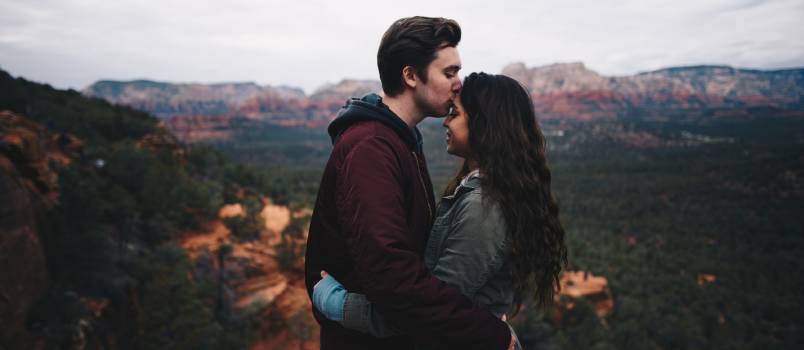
xmin=377 ymin=16 xmax=461 ymax=96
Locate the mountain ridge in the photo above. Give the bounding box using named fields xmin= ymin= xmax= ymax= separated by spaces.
xmin=81 ymin=62 xmax=804 ymax=132
xmin=501 ymin=62 xmax=804 ymax=120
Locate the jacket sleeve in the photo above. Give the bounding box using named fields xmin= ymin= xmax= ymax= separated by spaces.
xmin=335 ymin=136 xmax=511 ymax=349
xmin=341 ymin=292 xmax=404 ymax=337
xmin=431 ymin=192 xmax=508 ymax=299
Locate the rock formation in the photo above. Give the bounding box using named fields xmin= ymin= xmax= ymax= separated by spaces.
xmin=309 ymin=79 xmax=383 ymax=102
xmin=0 ymin=110 xmax=81 ymax=349
xmin=503 ymin=62 xmax=804 ymax=120
xmin=553 ymin=270 xmax=615 ymax=324
xmin=84 ymin=78 xmax=384 ymax=144
xmin=83 ymin=80 xmax=304 ymax=119
xmin=181 ymin=200 xmax=317 ymax=349
xmin=87 ymin=63 xmax=804 ymax=146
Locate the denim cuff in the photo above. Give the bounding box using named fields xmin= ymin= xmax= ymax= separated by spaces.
xmin=342 ymin=292 xmax=369 ymax=329
xmin=312 ymin=275 xmax=346 ymax=321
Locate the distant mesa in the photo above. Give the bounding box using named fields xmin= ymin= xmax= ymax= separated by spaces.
xmin=82 ymin=62 xmax=804 ymax=144
xmin=83 ymin=78 xmax=380 ymax=120
xmin=503 ymin=62 xmax=804 ymax=120
xmin=310 ymin=79 xmax=382 ymax=101
xmin=83 ymin=80 xmax=305 ymax=119
xmin=502 ymin=61 xmax=609 ymax=93
xmin=84 ymin=78 xmax=385 ymax=143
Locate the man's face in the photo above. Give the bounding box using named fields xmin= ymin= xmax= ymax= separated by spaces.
xmin=414 ymin=46 xmax=462 ymax=117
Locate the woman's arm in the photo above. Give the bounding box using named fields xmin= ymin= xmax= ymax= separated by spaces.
xmin=314 ymin=191 xmax=509 ymax=337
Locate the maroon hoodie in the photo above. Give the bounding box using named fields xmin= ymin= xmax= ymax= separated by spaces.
xmin=304 ymin=94 xmax=510 ymax=350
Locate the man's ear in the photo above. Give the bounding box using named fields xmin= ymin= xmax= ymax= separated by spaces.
xmin=402 ymin=66 xmax=418 ymax=89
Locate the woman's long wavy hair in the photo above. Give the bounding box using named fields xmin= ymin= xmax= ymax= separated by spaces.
xmin=442 ymin=72 xmax=568 ymax=311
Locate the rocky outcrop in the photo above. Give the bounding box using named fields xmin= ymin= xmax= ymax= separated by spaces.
xmin=0 ymin=110 xmax=82 ymax=349
xmin=0 ymin=111 xmax=82 ymax=203
xmin=552 ymin=270 xmax=614 ymax=324
xmin=135 ymin=127 xmax=186 ymax=162
xmin=697 ymin=274 xmax=716 ymax=286
xmin=181 ymin=201 xmax=317 ymax=349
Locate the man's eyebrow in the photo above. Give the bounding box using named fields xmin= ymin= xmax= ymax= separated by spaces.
xmin=444 ymin=65 xmax=461 ymax=72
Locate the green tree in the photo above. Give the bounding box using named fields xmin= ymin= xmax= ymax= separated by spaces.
xmin=132 ymin=244 xmax=224 ymax=350
xmin=286 ymin=309 xmax=314 ymax=350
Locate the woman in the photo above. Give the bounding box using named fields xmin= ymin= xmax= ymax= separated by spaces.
xmin=313 ymin=73 xmax=568 ymax=349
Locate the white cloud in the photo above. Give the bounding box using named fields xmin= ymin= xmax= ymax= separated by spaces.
xmin=1 ymin=0 xmax=802 ymax=93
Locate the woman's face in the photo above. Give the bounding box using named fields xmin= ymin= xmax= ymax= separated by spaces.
xmin=442 ymin=95 xmax=471 ymax=158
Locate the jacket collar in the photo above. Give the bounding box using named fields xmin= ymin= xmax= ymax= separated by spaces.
xmin=444 ymin=169 xmax=482 ymax=199
xmin=327 ymin=93 xmax=423 ymax=153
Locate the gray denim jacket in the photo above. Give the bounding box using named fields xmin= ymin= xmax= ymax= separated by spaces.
xmin=341 ymin=172 xmax=521 ymax=348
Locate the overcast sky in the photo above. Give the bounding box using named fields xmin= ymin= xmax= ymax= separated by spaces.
xmin=1 ymin=0 xmax=802 ymax=93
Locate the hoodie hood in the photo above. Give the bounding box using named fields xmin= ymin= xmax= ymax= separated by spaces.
xmin=328 ymin=93 xmax=423 ymax=153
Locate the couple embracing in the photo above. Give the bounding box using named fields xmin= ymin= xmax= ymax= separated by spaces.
xmin=304 ymin=16 xmax=568 ymax=350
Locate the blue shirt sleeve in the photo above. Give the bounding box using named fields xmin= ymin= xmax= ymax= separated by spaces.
xmin=312 ymin=274 xmax=347 ymax=321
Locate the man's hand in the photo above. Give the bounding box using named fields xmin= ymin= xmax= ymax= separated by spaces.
xmin=312 ymin=271 xmax=347 ymax=321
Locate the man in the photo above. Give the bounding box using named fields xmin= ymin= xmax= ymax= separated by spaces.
xmin=304 ymin=17 xmax=515 ymax=349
